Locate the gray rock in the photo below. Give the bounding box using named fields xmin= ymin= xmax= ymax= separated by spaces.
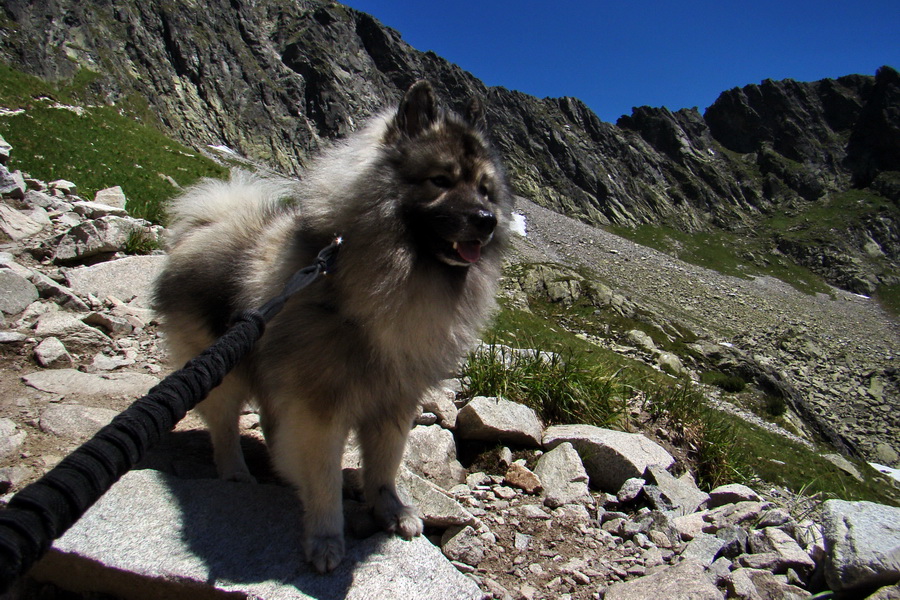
xmin=0 ymin=331 xmax=26 ymax=343
xmin=39 ymin=404 xmax=120 ymax=439
xmin=0 ymin=133 xmax=9 ymax=164
xmin=23 ymin=189 xmax=66 ymax=211
xmin=72 ymin=201 xmax=129 ymax=218
xmin=728 ymin=568 xmax=809 ymax=600
xmin=707 ymin=483 xmax=762 ymax=507
xmin=91 ymin=352 xmax=136 ymax=371
xmin=93 ymin=186 xmax=127 ymax=208
xmin=822 ymin=453 xmax=864 ymax=482
xmin=34 ymin=311 xmax=111 ymax=351
xmin=396 ymin=466 xmax=476 ymax=529
xmin=64 ymin=255 xmax=166 ymax=307
xmin=543 ymin=424 xmax=674 ymax=492
xmin=821 ymin=499 xmax=900 ymax=592
xmin=34 ymin=336 xmax=74 ymax=368
xmin=866 ymin=585 xmax=900 ymax=600
xmin=28 ymin=270 xmax=90 ymax=311
xmin=0 ymin=269 xmax=39 ymax=314
xmin=30 ymin=470 xmax=482 ymax=600
xmin=48 ymin=179 xmax=76 ymax=195
xmin=0 ymin=418 xmax=26 ymax=460
xmin=656 ymin=352 xmax=683 ymax=375
xmin=715 ymin=525 xmax=749 ymax=559
xmin=23 ymin=369 xmax=158 ymax=400
xmin=748 ymin=527 xmax=816 ymax=576
xmin=636 ymin=511 xmax=682 ymax=550
xmin=644 ymin=465 xmax=710 ymax=516
xmin=0 ymin=465 xmax=31 ymax=493
xmin=533 ymin=442 xmax=590 ymax=508
xmin=420 ymin=385 xmax=459 ymax=429
xmin=0 ymin=166 xmax=26 ymax=199
xmin=456 ymin=396 xmax=543 ymax=446
xmin=616 ymin=477 xmax=646 ymax=503
xmin=626 ymin=329 xmax=657 ymax=352
xmin=0 ymin=203 xmax=44 ymax=239
xmin=52 ymin=216 xmax=144 ymax=264
xmin=604 ymin=558 xmax=724 ymax=600
xmin=404 ymin=424 xmax=466 ymax=489
xmin=681 ymin=532 xmax=728 ymax=565
xmin=83 ymin=312 xmax=134 ymax=336
xmin=441 ymin=525 xmax=485 ymax=566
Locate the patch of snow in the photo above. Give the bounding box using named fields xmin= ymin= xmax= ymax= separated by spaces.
xmin=208 ymin=144 xmax=237 ymax=155
xmin=510 ymin=212 xmax=527 ymax=237
xmin=0 ymin=108 xmax=25 ymax=117
xmin=869 ymin=462 xmax=900 ymax=484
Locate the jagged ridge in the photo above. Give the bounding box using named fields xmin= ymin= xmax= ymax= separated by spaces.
xmin=0 ymin=0 xmax=897 ymax=293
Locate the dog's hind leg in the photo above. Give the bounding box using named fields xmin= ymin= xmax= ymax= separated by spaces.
xmin=195 ymin=375 xmax=256 ymax=483
xmin=358 ymin=410 xmax=424 ymax=539
xmin=265 ymin=401 xmax=350 ymax=573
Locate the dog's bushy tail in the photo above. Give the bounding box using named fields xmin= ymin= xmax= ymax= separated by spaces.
xmin=163 ymin=169 xmax=295 ymax=248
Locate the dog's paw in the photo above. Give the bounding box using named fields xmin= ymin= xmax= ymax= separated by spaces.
xmin=375 ymin=503 xmax=424 ymax=539
xmin=305 ymin=534 xmax=345 ymax=573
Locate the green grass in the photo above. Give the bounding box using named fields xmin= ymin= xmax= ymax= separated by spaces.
xmin=610 ymin=223 xmax=834 ymax=297
xmin=463 ymin=343 xmax=627 ymax=430
xmin=875 ymin=283 xmax=900 ymax=317
xmin=0 ymin=63 xmax=227 ymax=223
xmin=468 ymin=301 xmax=741 ymax=489
xmin=700 ymin=371 xmax=747 ymax=393
xmin=726 ymin=416 xmax=900 ymax=507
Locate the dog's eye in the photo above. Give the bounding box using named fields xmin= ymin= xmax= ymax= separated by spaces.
xmin=478 ymin=184 xmax=490 ymax=198
xmin=429 ymin=175 xmax=453 ymax=189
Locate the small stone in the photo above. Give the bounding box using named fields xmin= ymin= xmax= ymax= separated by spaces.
xmin=535 ymin=442 xmax=590 ymax=508
xmin=504 ymin=463 xmax=542 ymax=494
xmin=40 ymin=404 xmax=119 ymax=440
xmin=616 ymin=477 xmax=645 ymax=503
xmin=0 ymin=270 xmax=39 ymax=315
xmin=415 ymin=411 xmax=438 ymax=426
xmin=707 ymin=483 xmax=762 ymax=507
xmin=49 ymin=179 xmax=77 ymax=195
xmin=0 ymin=418 xmax=27 ymax=460
xmin=514 ymin=532 xmax=531 ymax=551
xmin=442 ymin=525 xmax=485 ymax=566
xmin=34 ymin=337 xmax=74 ymax=368
xmin=456 ymin=396 xmax=543 ymax=446
xmin=493 ymin=485 xmax=517 ymax=500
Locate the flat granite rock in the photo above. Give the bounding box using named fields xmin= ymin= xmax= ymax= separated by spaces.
xmin=31 ymin=469 xmax=482 ymax=600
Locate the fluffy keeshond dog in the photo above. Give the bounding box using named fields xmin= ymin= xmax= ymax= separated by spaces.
xmin=151 ymin=81 xmax=512 ymax=572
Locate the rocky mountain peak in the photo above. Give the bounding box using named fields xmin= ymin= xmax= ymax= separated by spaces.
xmin=0 ymin=2 xmax=898 ymax=293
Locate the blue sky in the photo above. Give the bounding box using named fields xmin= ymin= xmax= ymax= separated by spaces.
xmin=341 ymin=1 xmax=899 ymax=124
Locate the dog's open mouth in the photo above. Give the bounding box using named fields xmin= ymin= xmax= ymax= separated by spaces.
xmin=437 ymin=239 xmax=485 ymax=266
xmin=453 ymin=240 xmax=482 ymax=263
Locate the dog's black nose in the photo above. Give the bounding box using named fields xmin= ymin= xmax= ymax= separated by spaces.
xmin=469 ymin=209 xmax=497 ymax=236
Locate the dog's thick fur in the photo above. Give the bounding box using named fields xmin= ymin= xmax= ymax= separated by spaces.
xmin=152 ymin=82 xmax=512 ymax=572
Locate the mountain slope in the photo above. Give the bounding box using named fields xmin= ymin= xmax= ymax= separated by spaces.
xmin=0 ymin=0 xmax=897 ymax=295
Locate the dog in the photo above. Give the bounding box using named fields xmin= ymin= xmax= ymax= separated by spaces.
xmin=151 ymin=81 xmax=513 ymax=572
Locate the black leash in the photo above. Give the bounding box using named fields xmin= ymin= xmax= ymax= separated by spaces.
xmin=0 ymin=237 xmax=341 ymax=592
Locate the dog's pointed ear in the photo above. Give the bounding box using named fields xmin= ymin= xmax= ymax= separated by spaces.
xmin=465 ymin=96 xmax=486 ymax=131
xmin=396 ymin=81 xmax=438 ymax=137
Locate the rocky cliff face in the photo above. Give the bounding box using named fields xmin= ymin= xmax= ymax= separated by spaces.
xmin=1 ymin=0 xmax=897 ymax=293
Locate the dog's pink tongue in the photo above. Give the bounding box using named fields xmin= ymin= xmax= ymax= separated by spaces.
xmin=456 ymin=241 xmax=482 ymax=263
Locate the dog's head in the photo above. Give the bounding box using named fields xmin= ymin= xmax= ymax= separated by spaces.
xmin=385 ymin=81 xmax=512 ymax=268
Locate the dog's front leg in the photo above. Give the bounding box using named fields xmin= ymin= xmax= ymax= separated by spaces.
xmin=358 ymin=410 xmax=424 ymax=539
xmin=267 ymin=403 xmax=349 ymax=573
